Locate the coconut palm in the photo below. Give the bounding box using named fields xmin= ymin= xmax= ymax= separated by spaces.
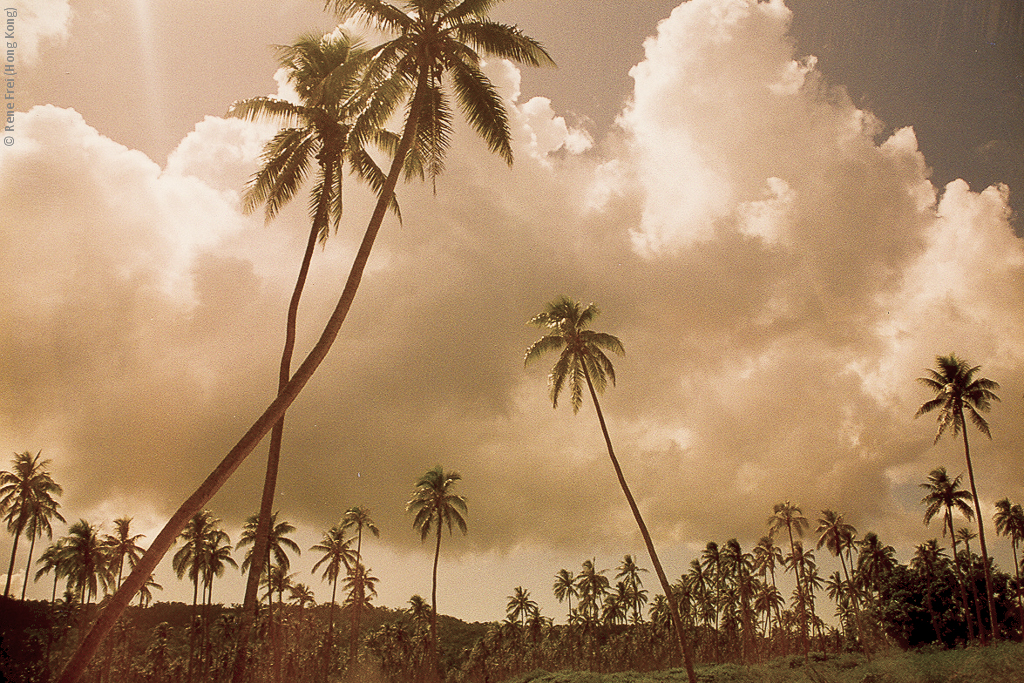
xmin=752 ymin=536 xmax=784 ymax=641
xmin=310 ymin=524 xmax=357 ymax=672
xmin=616 ymin=554 xmax=649 ymax=624
xmin=237 ymin=511 xmax=301 ymax=605
xmin=407 ymin=465 xmax=468 ymax=670
xmin=575 ymin=559 xmax=609 ymax=623
xmin=553 ymin=568 xmax=578 ymax=622
xmin=35 ymin=538 xmax=69 ymax=603
xmin=994 ymin=498 xmax=1024 ymax=629
xmin=768 ymin=501 xmax=810 ymax=659
xmin=225 ymin=31 xmax=401 ymax=644
xmin=1 ymin=451 xmax=64 ymax=598
xmin=102 ymin=517 xmax=146 ymax=591
xmin=59 ymin=520 xmax=111 ymax=605
xmin=911 ymin=539 xmax=948 ymax=642
xmin=172 ymin=511 xmax=226 ymax=610
xmin=341 ymin=505 xmax=380 ymax=563
xmin=507 ymin=586 xmax=538 ymax=627
xmin=815 ymin=509 xmax=867 ymax=654
xmin=920 ymin=466 xmax=978 ymax=641
xmin=856 ymin=532 xmax=896 ymax=610
xmin=58 ymin=5 xmax=552 ymax=678
xmin=915 ymin=354 xmax=1000 ymax=640
xmin=342 ymin=561 xmax=379 ymax=668
xmin=525 ymin=296 xmax=697 ymax=682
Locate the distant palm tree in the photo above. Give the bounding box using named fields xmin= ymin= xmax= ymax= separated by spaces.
xmin=751 ymin=536 xmax=784 ymax=641
xmin=856 ymin=532 xmax=896 ymax=611
xmin=911 ymin=539 xmax=947 ymax=642
xmin=525 ymin=296 xmax=697 ymax=683
xmin=35 ymin=538 xmax=69 ymax=603
xmin=768 ymin=502 xmax=810 ymax=659
xmin=575 ymin=559 xmax=609 ymax=624
xmin=920 ymin=466 xmax=978 ymax=641
xmin=994 ymin=498 xmax=1024 ymax=629
xmin=237 ymin=511 xmax=301 ymax=608
xmin=916 ymin=354 xmax=1000 ymax=640
xmin=310 ymin=524 xmax=356 ymax=672
xmin=616 ymin=554 xmax=649 ymax=624
xmin=815 ymin=510 xmax=866 ymax=654
xmin=60 ymin=520 xmax=111 ymax=605
xmin=173 ymin=511 xmax=226 ymax=611
xmin=342 ymin=562 xmax=379 ymax=667
xmin=506 ymin=586 xmax=538 ymax=627
xmin=1 ymin=451 xmax=64 ymax=598
xmin=341 ymin=505 xmax=380 ymax=563
xmin=102 ymin=517 xmax=146 ymax=590
xmin=407 ymin=594 xmax=431 ymax=627
xmin=407 ymin=465 xmax=468 ymax=669
xmin=553 ymin=568 xmax=578 ymax=623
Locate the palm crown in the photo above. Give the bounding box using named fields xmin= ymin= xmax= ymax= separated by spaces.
xmin=915 ymin=353 xmax=1000 ymax=441
xmin=524 ymin=296 xmax=625 ymax=412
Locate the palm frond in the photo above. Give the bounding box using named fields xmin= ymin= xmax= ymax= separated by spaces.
xmin=446 ymin=55 xmax=512 ymax=164
xmin=326 ymin=0 xmax=413 ymax=35
xmin=453 ymin=20 xmax=555 ymax=68
xmin=227 ymin=97 xmax=303 ymax=126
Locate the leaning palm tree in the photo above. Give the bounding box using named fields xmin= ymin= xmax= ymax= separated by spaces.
xmin=58 ymin=5 xmax=552 ymax=679
xmin=994 ymin=498 xmax=1024 ymax=630
xmin=1 ymin=451 xmax=64 ymax=598
xmin=310 ymin=524 xmax=356 ymax=675
xmin=768 ymin=501 xmax=810 ymax=659
xmin=407 ymin=465 xmax=468 ymax=674
xmin=525 ymin=296 xmax=696 ymax=683
xmin=921 ymin=466 xmax=978 ymax=642
xmin=225 ymin=31 xmax=401 ymax=647
xmin=915 ymin=354 xmax=1000 ymax=640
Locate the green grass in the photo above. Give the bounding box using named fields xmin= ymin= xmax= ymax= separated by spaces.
xmin=506 ymin=642 xmax=1024 ymax=683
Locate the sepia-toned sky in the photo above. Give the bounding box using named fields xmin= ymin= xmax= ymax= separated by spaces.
xmin=2 ymin=0 xmax=1022 ymax=623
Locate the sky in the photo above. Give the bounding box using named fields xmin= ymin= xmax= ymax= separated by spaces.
xmin=2 ymin=0 xmax=1023 ymax=625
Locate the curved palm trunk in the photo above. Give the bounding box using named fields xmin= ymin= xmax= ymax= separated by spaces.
xmin=428 ymin=516 xmax=442 ymax=681
xmin=946 ymin=506 xmax=976 ymax=643
xmin=325 ymin=575 xmax=338 ymax=680
xmin=582 ymin=365 xmax=697 ymax=683
xmin=20 ymin=532 xmax=38 ymax=601
xmin=233 ymin=162 xmax=334 ymax=683
xmin=57 ymin=62 xmax=429 ymax=683
xmin=960 ymin=420 xmax=997 ymax=641
xmin=3 ymin=514 xmax=25 ymax=597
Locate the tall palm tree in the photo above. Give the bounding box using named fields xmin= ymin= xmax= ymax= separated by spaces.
xmin=58 ymin=5 xmax=552 ymax=678
xmin=552 ymin=568 xmax=577 ymax=623
xmin=407 ymin=465 xmax=468 ymax=670
xmin=856 ymin=532 xmax=896 ymax=611
xmin=310 ymin=524 xmax=356 ymax=673
xmin=994 ymin=498 xmax=1024 ymax=630
xmin=341 ymin=505 xmax=380 ymax=563
xmin=575 ymin=559 xmax=609 ymax=624
xmin=916 ymin=353 xmax=1000 ymax=639
xmin=172 ymin=511 xmax=225 ymax=611
xmin=237 ymin=511 xmax=301 ymax=606
xmin=225 ymin=31 xmax=400 ymax=645
xmin=752 ymin=536 xmax=784 ymax=642
xmin=920 ymin=466 xmax=978 ymax=641
xmin=525 ymin=296 xmax=697 ymax=683
xmin=1 ymin=451 xmax=64 ymax=598
xmin=102 ymin=517 xmax=146 ymax=591
xmin=35 ymin=538 xmax=69 ymax=603
xmin=342 ymin=561 xmax=379 ymax=668
xmin=768 ymin=501 xmax=810 ymax=659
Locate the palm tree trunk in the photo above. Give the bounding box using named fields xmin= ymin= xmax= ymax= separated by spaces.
xmin=960 ymin=422 xmax=998 ymax=641
xmin=429 ymin=516 xmax=442 ymax=681
xmin=21 ymin=532 xmax=38 ymax=601
xmin=326 ymin=576 xmax=338 ymax=681
xmin=57 ymin=65 xmax=427 ymax=683
xmin=582 ymin=365 xmax=697 ymax=683
xmin=3 ymin=516 xmax=25 ymax=597
xmin=785 ymin=526 xmax=810 ymax=660
xmin=235 ymin=165 xmax=331 ymax=683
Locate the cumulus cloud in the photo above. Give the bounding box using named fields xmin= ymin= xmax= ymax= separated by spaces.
xmin=2 ymin=0 xmax=1022 ymax=620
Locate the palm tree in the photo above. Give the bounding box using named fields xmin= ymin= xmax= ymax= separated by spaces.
xmin=1 ymin=451 xmax=64 ymax=598
xmin=920 ymin=466 xmax=978 ymax=641
xmin=310 ymin=524 xmax=356 ymax=673
xmin=856 ymin=532 xmax=896 ymax=611
xmin=35 ymin=538 xmax=69 ymax=603
xmin=59 ymin=520 xmax=111 ymax=605
xmin=525 ymin=296 xmax=697 ymax=682
xmin=237 ymin=511 xmax=301 ymax=607
xmin=553 ymin=568 xmax=577 ymax=622
xmin=102 ymin=517 xmax=146 ymax=591
xmin=911 ymin=539 xmax=948 ymax=642
xmin=768 ymin=501 xmax=810 ymax=659
xmin=752 ymin=536 xmax=784 ymax=642
xmin=815 ymin=509 xmax=867 ymax=654
xmin=575 ymin=559 xmax=609 ymax=624
xmin=172 ymin=511 xmax=225 ymax=611
xmin=616 ymin=554 xmax=649 ymax=624
xmin=506 ymin=586 xmax=538 ymax=627
xmin=916 ymin=354 xmax=1000 ymax=640
xmin=59 ymin=4 xmax=553 ymax=679
xmin=342 ymin=561 xmax=379 ymax=668
xmin=407 ymin=465 xmax=468 ymax=671
xmin=225 ymin=31 xmax=400 ymax=646
xmin=994 ymin=498 xmax=1024 ymax=630
xmin=341 ymin=505 xmax=380 ymax=563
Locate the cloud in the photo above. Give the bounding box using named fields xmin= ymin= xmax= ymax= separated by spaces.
xmin=7 ymin=0 xmax=72 ymax=64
